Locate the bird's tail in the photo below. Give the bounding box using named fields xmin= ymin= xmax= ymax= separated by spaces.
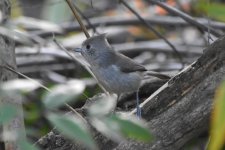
xmin=145 ymin=71 xmax=171 ymax=80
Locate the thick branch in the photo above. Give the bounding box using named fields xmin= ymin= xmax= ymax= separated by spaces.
xmin=120 ymin=35 xmax=225 ymax=149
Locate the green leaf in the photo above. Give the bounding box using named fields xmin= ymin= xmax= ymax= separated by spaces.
xmin=15 ymin=16 xmax=63 ymax=32
xmin=195 ymin=1 xmax=225 ymax=21
xmin=109 ymin=115 xmax=153 ymax=142
xmin=47 ymin=113 xmax=97 ymax=150
xmin=91 ymin=114 xmax=153 ymax=142
xmin=208 ymin=81 xmax=225 ymax=150
xmin=91 ymin=117 xmax=123 ymax=142
xmin=0 ymin=79 xmax=41 ymax=93
xmin=43 ymin=80 xmax=85 ymax=109
xmin=18 ymin=139 xmax=39 ymax=150
xmin=88 ymin=95 xmax=117 ymax=117
xmin=0 ymin=27 xmax=34 ymax=46
xmin=42 ymin=0 xmax=72 ymax=23
xmin=0 ymin=104 xmax=18 ymax=124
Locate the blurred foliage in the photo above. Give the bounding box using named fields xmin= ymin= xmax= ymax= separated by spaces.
xmin=10 ymin=0 xmax=23 ymax=18
xmin=42 ymin=0 xmax=72 ymax=23
xmin=195 ymin=0 xmax=225 ymax=21
xmin=109 ymin=115 xmax=152 ymax=142
xmin=0 ymin=104 xmax=18 ymax=124
xmin=47 ymin=113 xmax=97 ymax=150
xmin=208 ymin=80 xmax=225 ymax=150
xmin=88 ymin=97 xmax=152 ymax=143
xmin=18 ymin=139 xmax=39 ymax=150
xmin=10 ymin=0 xmax=87 ymax=22
xmin=0 ymin=79 xmax=153 ymax=150
xmin=1 ymin=79 xmax=41 ymax=93
xmin=97 ymin=114 xmax=153 ymax=142
xmin=43 ymin=80 xmax=85 ymax=109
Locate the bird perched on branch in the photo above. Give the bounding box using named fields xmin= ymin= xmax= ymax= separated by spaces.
xmin=75 ymin=34 xmax=170 ymax=117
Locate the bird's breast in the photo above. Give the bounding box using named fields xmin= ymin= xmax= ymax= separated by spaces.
xmin=91 ymin=65 xmax=142 ymax=94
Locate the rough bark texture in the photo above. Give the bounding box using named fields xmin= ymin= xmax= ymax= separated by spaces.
xmin=0 ymin=0 xmax=25 ymax=150
xmin=116 ymin=35 xmax=225 ymax=149
xmin=37 ymin=35 xmax=225 ymax=150
xmin=0 ymin=0 xmax=10 ymax=24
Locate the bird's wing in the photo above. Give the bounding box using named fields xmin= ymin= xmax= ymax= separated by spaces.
xmin=115 ymin=53 xmax=147 ymax=73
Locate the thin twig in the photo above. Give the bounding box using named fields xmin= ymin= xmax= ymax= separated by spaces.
xmin=3 ymin=65 xmax=51 ymax=92
xmin=52 ymin=33 xmax=78 ymax=65
xmin=206 ymin=0 xmax=213 ymax=46
xmin=119 ymin=0 xmax=184 ymax=69
xmin=146 ymin=0 xmax=222 ymax=37
xmin=65 ymin=0 xmax=90 ymax=38
xmin=204 ymin=137 xmax=210 ymax=150
xmin=72 ymin=2 xmax=98 ymax=34
xmin=90 ymin=0 xmax=93 ymax=8
xmin=52 ymin=34 xmax=91 ymax=100
xmin=65 ymin=103 xmax=87 ymax=123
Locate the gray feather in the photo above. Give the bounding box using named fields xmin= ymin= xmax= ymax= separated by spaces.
xmin=115 ymin=53 xmax=147 ymax=73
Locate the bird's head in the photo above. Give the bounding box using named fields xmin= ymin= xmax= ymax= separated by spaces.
xmin=74 ymin=34 xmax=113 ymax=65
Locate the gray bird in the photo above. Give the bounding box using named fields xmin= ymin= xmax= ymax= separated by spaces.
xmin=75 ymin=34 xmax=169 ymax=116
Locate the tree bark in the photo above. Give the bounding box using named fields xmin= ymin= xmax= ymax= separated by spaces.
xmin=37 ymin=35 xmax=225 ymax=150
xmin=0 ymin=0 xmax=25 ymax=150
xmin=116 ymin=35 xmax=225 ymax=149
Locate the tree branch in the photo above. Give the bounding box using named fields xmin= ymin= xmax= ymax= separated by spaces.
xmin=65 ymin=0 xmax=90 ymax=38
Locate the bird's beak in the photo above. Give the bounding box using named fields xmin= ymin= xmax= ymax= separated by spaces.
xmin=74 ymin=48 xmax=82 ymax=53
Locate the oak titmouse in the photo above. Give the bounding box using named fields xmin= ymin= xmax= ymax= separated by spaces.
xmin=75 ymin=34 xmax=169 ymax=116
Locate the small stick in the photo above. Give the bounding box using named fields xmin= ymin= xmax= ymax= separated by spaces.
xmin=73 ymin=3 xmax=98 ymax=34
xmin=65 ymin=0 xmax=90 ymax=38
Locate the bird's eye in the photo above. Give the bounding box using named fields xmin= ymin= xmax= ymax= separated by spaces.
xmin=86 ymin=44 xmax=91 ymax=49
